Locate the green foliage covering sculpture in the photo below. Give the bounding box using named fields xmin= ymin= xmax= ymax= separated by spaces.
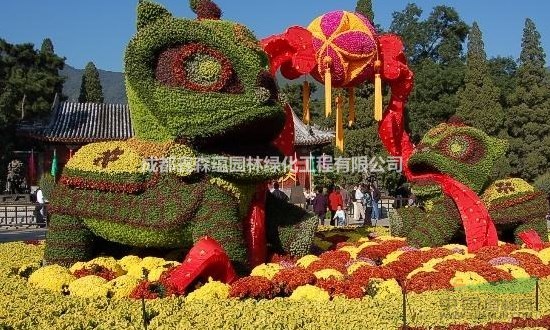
xmin=44 ymin=0 xmax=317 ymax=272
xmin=392 ymin=123 xmax=549 ymax=247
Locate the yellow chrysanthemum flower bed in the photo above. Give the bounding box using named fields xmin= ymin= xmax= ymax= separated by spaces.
xmin=314 ymin=269 xmax=344 ymax=280
xmin=68 ymin=275 xmax=109 ymax=298
xmin=382 ymin=250 xmax=405 ymax=265
xmin=347 ymin=261 xmax=372 ymax=275
xmin=250 ymin=263 xmax=282 ymax=280
xmin=494 ymin=264 xmax=531 ymax=279
xmin=186 ymin=279 xmax=230 ymax=301
xmin=5 ymin=231 xmax=550 ymax=328
xmin=289 ymin=285 xmax=330 ymax=301
xmin=450 ymin=271 xmax=488 ymax=288
xmin=296 ymin=255 xmax=319 ymax=268
xmin=66 ymin=141 xmax=144 ymax=174
xmin=368 ymin=279 xmax=402 ymax=300
xmin=126 ymin=256 xmax=174 ymax=279
xmin=105 ymin=274 xmax=141 ymax=299
xmin=28 ymin=264 xmax=75 ymax=294
xmin=83 ymin=256 xmax=126 ymax=276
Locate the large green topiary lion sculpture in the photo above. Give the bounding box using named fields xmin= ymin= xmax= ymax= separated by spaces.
xmin=44 ymin=0 xmax=317 ymax=271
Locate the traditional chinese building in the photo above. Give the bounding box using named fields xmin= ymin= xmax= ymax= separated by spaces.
xmin=18 ymin=95 xmax=333 ymax=188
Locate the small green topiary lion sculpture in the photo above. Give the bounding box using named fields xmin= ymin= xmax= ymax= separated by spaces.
xmin=392 ymin=122 xmax=549 ymax=247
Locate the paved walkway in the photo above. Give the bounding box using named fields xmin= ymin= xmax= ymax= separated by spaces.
xmin=0 ymin=228 xmax=47 ymax=242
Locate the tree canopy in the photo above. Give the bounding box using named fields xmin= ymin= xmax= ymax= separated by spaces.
xmin=78 ymin=61 xmax=104 ymax=103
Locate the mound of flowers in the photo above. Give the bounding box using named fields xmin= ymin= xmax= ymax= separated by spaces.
xmin=234 ymin=236 xmax=550 ymax=300
xmin=6 ymin=236 xmax=550 ymax=329
xmin=25 ymin=230 xmax=550 ymax=305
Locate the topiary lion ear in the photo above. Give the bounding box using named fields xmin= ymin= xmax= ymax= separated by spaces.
xmin=137 ymin=0 xmax=173 ymax=30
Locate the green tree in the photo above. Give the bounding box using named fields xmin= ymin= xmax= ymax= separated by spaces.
xmin=506 ymin=19 xmax=550 ymax=181
xmin=355 ymin=0 xmax=374 ymax=21
xmin=390 ymin=4 xmax=468 ymax=139
xmin=390 ymin=5 xmax=468 ymax=64
xmin=456 ymin=22 xmax=504 ymax=136
xmin=487 ymin=56 xmax=517 ymax=107
xmin=0 ymin=38 xmax=64 ymax=179
xmin=40 ymin=38 xmax=54 ymax=54
xmin=78 ymin=61 xmax=104 ymax=103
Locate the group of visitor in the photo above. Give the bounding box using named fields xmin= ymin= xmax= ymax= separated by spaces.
xmin=267 ymin=181 xmax=382 ymax=227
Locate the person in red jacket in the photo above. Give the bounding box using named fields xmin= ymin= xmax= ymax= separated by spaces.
xmin=328 ymin=186 xmax=343 ymax=226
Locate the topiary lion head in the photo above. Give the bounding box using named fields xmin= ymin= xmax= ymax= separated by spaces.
xmin=125 ymin=0 xmax=285 ymax=156
xmin=408 ymin=123 xmax=508 ymax=193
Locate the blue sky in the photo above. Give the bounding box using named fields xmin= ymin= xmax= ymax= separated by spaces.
xmin=1 ymin=0 xmax=548 ymax=72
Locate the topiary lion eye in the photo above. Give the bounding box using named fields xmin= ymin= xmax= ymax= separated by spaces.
xmin=155 ymin=43 xmax=243 ymax=93
xmin=437 ymin=134 xmax=486 ymax=164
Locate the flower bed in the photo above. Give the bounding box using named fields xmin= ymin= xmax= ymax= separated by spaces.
xmin=5 ymin=229 xmax=550 ymax=328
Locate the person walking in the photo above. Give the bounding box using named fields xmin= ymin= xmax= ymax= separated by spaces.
xmin=328 ymin=186 xmax=343 ymax=226
xmin=353 ymin=184 xmax=365 ymax=222
xmin=312 ymin=187 xmax=328 ymax=225
xmin=290 ymin=182 xmax=307 ymax=208
xmin=363 ymin=184 xmax=373 ymax=227
xmin=34 ymin=186 xmax=48 ymax=227
xmin=371 ymin=184 xmax=381 ymax=222
xmin=271 ymin=182 xmax=289 ymax=202
xmin=339 ymin=185 xmax=351 ymax=217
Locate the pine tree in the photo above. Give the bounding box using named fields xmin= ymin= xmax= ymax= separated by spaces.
xmin=456 ymin=22 xmax=504 ymax=136
xmin=78 ymin=62 xmax=104 ymax=103
xmin=40 ymin=38 xmax=54 ymax=54
xmin=39 ymin=38 xmax=65 ymax=99
xmin=355 ymin=0 xmax=374 ymax=21
xmin=506 ymin=19 xmax=550 ymax=181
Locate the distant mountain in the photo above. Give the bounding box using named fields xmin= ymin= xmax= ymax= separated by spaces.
xmin=60 ymin=65 xmax=321 ymax=104
xmin=60 ymin=65 xmax=127 ymax=104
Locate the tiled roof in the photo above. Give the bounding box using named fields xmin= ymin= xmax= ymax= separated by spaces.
xmin=32 ymin=101 xmax=133 ymax=143
xmin=291 ymin=107 xmax=334 ymax=146
xmin=24 ymin=100 xmax=333 ymax=146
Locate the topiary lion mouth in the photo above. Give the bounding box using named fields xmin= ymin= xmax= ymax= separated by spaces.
xmin=408 ymin=160 xmax=441 ymax=176
xmin=192 ymin=109 xmax=286 ymax=159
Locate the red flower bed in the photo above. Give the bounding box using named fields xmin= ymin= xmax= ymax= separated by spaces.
xmin=272 ymin=268 xmax=316 ymax=295
xmin=316 ymin=278 xmax=365 ymax=299
xmin=73 ymin=265 xmax=117 ymax=281
xmin=129 ymin=280 xmax=175 ymax=300
xmin=514 ymin=252 xmax=550 ymax=278
xmin=229 ymin=276 xmax=279 ymax=299
xmin=306 ymin=250 xmax=350 ymax=274
xmin=350 ymin=265 xmax=397 ymax=287
xmin=404 ymin=269 xmax=455 ymax=293
xmin=358 ymin=240 xmax=408 ymax=262
xmin=474 ymin=244 xmax=519 ymax=261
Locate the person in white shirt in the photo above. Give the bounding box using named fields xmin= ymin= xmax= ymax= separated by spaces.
xmin=353 ymin=184 xmax=365 ymax=222
xmin=35 ymin=187 xmax=47 ymax=226
xmin=333 ymin=205 xmax=346 ymax=226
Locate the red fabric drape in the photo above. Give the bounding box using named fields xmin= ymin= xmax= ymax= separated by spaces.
xmin=165 ymin=236 xmax=237 ymax=294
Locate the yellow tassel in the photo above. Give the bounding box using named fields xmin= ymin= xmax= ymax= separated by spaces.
xmin=302 ymin=80 xmax=310 ymax=125
xmin=348 ymin=87 xmax=355 ymax=127
xmin=374 ymin=60 xmax=383 ymax=121
xmin=324 ymin=56 xmax=332 ymax=118
xmin=336 ymin=94 xmax=344 ymax=152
